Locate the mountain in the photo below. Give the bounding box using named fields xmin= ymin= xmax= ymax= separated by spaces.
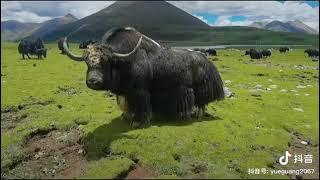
xmin=38 ymin=1 xmax=212 ymax=42
xmin=1 ymin=13 xmax=78 ymax=41
xmin=1 ymin=20 xmax=40 ymax=41
xmin=287 ymin=20 xmax=319 ymax=34
xmin=37 ymin=1 xmax=318 ymax=46
xmin=250 ymin=20 xmax=318 ymax=34
xmin=2 ymin=1 xmax=319 ymax=46
xmin=26 ymin=13 xmax=78 ymax=40
xmin=250 ymin=21 xmax=269 ymax=29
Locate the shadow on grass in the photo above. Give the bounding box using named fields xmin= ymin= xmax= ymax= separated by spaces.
xmin=82 ymin=113 xmax=222 ymax=161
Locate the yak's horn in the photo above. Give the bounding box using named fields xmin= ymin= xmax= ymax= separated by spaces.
xmin=112 ymin=36 xmax=143 ymax=57
xmin=63 ymin=37 xmax=84 ymax=61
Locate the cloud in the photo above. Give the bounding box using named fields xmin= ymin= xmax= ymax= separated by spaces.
xmin=1 ymin=1 xmax=319 ymax=31
xmin=215 ymin=16 xmax=252 ymax=26
xmin=1 ymin=10 xmax=52 ymax=23
xmin=194 ymin=15 xmax=209 ymax=25
xmin=1 ymin=1 xmax=114 ymax=22
xmin=170 ymin=1 xmax=319 ymax=30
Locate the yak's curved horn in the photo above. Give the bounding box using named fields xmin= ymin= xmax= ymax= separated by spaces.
xmin=142 ymin=34 xmax=160 ymax=47
xmin=63 ymin=37 xmax=84 ymax=61
xmin=112 ymin=36 xmax=143 ymax=57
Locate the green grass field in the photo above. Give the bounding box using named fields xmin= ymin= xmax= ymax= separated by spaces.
xmin=1 ymin=42 xmax=319 ymax=179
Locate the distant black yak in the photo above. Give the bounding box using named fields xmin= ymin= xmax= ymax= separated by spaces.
xmin=79 ymin=39 xmax=96 ymax=49
xmin=261 ymin=49 xmax=271 ymax=57
xmin=206 ymin=48 xmax=217 ymax=56
xmin=245 ymin=49 xmax=263 ymax=59
xmin=249 ymin=50 xmax=263 ymax=59
xmin=18 ymin=38 xmax=47 ymax=59
xmin=245 ymin=49 xmax=256 ymax=55
xmin=279 ymin=47 xmax=289 ymax=53
xmin=304 ymin=49 xmax=319 ymax=58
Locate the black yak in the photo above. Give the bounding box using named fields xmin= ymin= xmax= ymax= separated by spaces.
xmin=245 ymin=49 xmax=256 ymax=55
xmin=304 ymin=49 xmax=319 ymax=58
xmin=261 ymin=49 xmax=271 ymax=57
xmin=206 ymin=48 xmax=217 ymax=56
xmin=18 ymin=40 xmax=31 ymax=59
xmin=18 ymin=38 xmax=47 ymax=59
xmin=249 ymin=50 xmax=263 ymax=59
xmin=279 ymin=47 xmax=289 ymax=53
xmin=62 ymin=27 xmax=224 ymax=127
xmin=245 ymin=49 xmax=263 ymax=59
xmin=79 ymin=39 xmax=96 ymax=49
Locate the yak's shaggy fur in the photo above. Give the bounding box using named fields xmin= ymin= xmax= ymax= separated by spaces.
xmin=64 ymin=27 xmax=224 ymax=126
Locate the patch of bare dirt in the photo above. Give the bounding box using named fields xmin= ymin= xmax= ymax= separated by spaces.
xmin=1 ymin=100 xmax=54 ymax=132
xmin=286 ymin=133 xmax=319 ymax=179
xmin=125 ymin=164 xmax=156 ymax=179
xmin=280 ymin=128 xmax=319 ymax=179
xmin=1 ymin=111 xmax=27 ymax=131
xmin=55 ymin=85 xmax=81 ymax=95
xmin=4 ymin=128 xmax=87 ymax=179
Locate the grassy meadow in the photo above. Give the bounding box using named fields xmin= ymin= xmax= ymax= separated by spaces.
xmin=1 ymin=42 xmax=319 ymax=179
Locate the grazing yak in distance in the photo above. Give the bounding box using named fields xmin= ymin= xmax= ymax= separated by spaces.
xmin=279 ymin=47 xmax=289 ymax=53
xmin=18 ymin=38 xmax=47 ymax=59
xmin=304 ymin=49 xmax=319 ymax=58
xmin=245 ymin=49 xmax=255 ymax=55
xmin=261 ymin=49 xmax=271 ymax=57
xmin=58 ymin=38 xmax=69 ymax=54
xmin=62 ymin=27 xmax=224 ymax=127
xmin=206 ymin=48 xmax=217 ymax=56
xmin=245 ymin=49 xmax=263 ymax=59
xmin=79 ymin=39 xmax=96 ymax=49
xmin=249 ymin=50 xmax=263 ymax=59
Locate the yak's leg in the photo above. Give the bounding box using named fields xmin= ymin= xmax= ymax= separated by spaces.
xmin=22 ymin=54 xmax=25 ymax=59
xmin=116 ymin=95 xmax=133 ymax=122
xmin=177 ymin=87 xmax=194 ymax=119
xmin=127 ymin=89 xmax=152 ymax=128
xmin=27 ymin=54 xmax=31 ymax=59
xmin=192 ymin=105 xmax=207 ymax=119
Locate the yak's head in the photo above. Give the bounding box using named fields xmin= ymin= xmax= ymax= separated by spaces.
xmin=62 ymin=36 xmax=142 ymax=90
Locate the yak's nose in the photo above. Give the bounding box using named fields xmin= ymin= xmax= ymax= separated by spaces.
xmin=86 ymin=78 xmax=103 ymax=90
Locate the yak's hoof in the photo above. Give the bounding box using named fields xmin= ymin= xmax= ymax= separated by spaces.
xmin=130 ymin=120 xmax=150 ymax=129
xmin=129 ymin=118 xmax=151 ymax=129
xmin=131 ymin=121 xmax=141 ymax=129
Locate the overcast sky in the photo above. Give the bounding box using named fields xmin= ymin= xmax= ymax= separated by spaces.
xmin=1 ymin=1 xmax=319 ymax=31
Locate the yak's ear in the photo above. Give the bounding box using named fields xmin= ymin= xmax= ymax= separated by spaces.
xmin=101 ymin=47 xmax=113 ymax=62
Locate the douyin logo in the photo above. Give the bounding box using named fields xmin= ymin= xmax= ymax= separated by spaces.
xmin=279 ymin=151 xmax=292 ymax=165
